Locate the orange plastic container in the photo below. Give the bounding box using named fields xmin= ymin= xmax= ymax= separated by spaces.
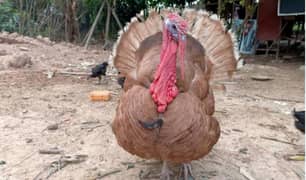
xmin=90 ymin=90 xmax=111 ymax=101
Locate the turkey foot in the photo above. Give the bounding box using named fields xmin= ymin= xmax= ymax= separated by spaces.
xmin=178 ymin=163 xmax=194 ymax=180
xmin=160 ymin=161 xmax=173 ymax=180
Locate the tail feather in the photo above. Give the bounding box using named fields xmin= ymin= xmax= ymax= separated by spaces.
xmin=112 ymin=8 xmax=238 ymax=86
xmin=182 ymin=8 xmax=198 ymax=31
xmin=183 ymin=9 xmax=238 ymax=82
xmin=112 ymin=11 xmax=162 ymax=79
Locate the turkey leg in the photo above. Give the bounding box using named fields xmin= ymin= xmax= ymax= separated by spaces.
xmin=178 ymin=163 xmax=194 ymax=180
xmin=160 ymin=161 xmax=173 ymax=180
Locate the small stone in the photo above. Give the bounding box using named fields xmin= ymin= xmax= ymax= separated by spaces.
xmin=0 ymin=160 xmax=6 ymax=165
xmin=43 ymin=37 xmax=51 ymax=43
xmin=9 ymin=54 xmax=32 ymax=68
xmin=47 ymin=123 xmax=59 ymax=130
xmin=283 ymin=55 xmax=294 ymax=60
xmin=299 ymin=65 xmax=305 ymax=71
xmin=19 ymin=47 xmax=29 ymax=51
xmin=0 ymin=49 xmax=8 ymax=56
xmin=22 ymin=110 xmax=28 ymax=114
xmin=22 ymin=95 xmax=31 ymax=99
xmin=2 ymin=94 xmax=11 ymax=98
xmin=239 ymin=148 xmax=248 ymax=154
xmin=9 ymin=32 xmax=19 ymax=38
xmin=25 ymin=138 xmax=33 ymax=143
xmin=47 ymin=71 xmax=55 ymax=79
xmin=1 ymin=31 xmax=9 ymax=36
xmin=127 ymin=163 xmax=135 ymax=169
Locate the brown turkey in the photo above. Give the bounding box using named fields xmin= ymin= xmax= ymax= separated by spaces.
xmin=112 ymin=9 xmax=238 ymax=180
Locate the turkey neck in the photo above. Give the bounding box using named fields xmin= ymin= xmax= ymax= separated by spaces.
xmin=149 ymin=29 xmax=180 ymax=113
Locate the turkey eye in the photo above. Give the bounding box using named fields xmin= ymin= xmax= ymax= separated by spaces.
xmin=172 ymin=24 xmax=177 ymax=30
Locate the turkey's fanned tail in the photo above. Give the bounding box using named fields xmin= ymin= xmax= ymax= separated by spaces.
xmin=183 ymin=9 xmax=238 ymax=82
xmin=112 ymin=8 xmax=238 ymax=83
xmin=112 ymin=11 xmax=162 ymax=80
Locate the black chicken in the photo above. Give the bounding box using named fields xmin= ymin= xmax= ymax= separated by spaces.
xmin=293 ymin=109 xmax=305 ymax=133
xmin=88 ymin=62 xmax=108 ymax=84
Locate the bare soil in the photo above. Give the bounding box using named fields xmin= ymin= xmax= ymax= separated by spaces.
xmin=0 ymin=33 xmax=304 ymax=180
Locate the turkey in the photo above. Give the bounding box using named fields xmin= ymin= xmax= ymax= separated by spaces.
xmin=112 ymin=8 xmax=238 ymax=179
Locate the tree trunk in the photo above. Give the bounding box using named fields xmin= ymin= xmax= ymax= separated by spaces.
xmin=65 ymin=0 xmax=80 ymax=42
xmin=18 ymin=0 xmax=24 ymax=34
xmin=71 ymin=0 xmax=80 ymax=42
xmin=65 ymin=0 xmax=72 ymax=42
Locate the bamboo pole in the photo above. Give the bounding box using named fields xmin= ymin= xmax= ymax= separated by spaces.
xmin=112 ymin=9 xmax=123 ymax=30
xmin=218 ymin=0 xmax=222 ymax=16
xmin=84 ymin=0 xmax=106 ymax=49
xmin=103 ymin=0 xmax=112 ymax=48
xmin=111 ymin=0 xmax=123 ymax=30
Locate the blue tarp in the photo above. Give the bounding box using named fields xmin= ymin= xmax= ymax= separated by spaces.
xmin=232 ymin=19 xmax=257 ymax=55
xmin=278 ymin=0 xmax=305 ymax=16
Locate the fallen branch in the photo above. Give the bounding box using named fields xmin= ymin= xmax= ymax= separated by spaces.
xmin=221 ymin=130 xmax=230 ymax=135
xmin=43 ymin=70 xmax=121 ymax=77
xmin=96 ymin=169 xmax=121 ymax=179
xmin=260 ymin=136 xmax=298 ymax=146
xmin=58 ymin=71 xmax=90 ymax=76
xmin=81 ymin=124 xmax=106 ymax=130
xmin=215 ymin=110 xmax=227 ymax=114
xmin=43 ymin=71 xmax=89 ymax=76
xmin=121 ymin=160 xmax=161 ymax=166
xmin=284 ymin=153 xmax=305 ymax=161
xmin=84 ymin=0 xmax=106 ymax=49
xmin=81 ymin=120 xmax=100 ymax=124
xmin=39 ymin=148 xmax=63 ymax=155
xmin=229 ymin=93 xmax=304 ymax=103
xmin=232 ymin=128 xmax=244 ymax=132
xmin=11 ymin=151 xmax=36 ymax=168
xmin=33 ymin=154 xmax=88 ymax=180
xmin=239 ymin=167 xmax=256 ymax=180
xmin=255 ymin=94 xmax=303 ymax=103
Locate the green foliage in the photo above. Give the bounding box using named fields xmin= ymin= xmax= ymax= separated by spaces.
xmin=0 ymin=0 xmax=256 ymax=43
xmin=83 ymin=0 xmax=103 ymax=25
xmin=116 ymin=0 xmax=147 ymax=24
xmin=0 ymin=1 xmax=19 ymax=32
xmin=148 ymin=0 xmax=194 ymax=8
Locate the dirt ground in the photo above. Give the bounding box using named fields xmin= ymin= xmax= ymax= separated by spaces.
xmin=0 ymin=33 xmax=304 ymax=180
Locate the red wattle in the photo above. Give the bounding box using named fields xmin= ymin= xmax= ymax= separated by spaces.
xmin=150 ymin=30 xmax=179 ymax=113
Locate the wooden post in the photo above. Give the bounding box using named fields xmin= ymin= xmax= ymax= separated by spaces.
xmin=84 ymin=0 xmax=106 ymax=49
xmin=218 ymin=0 xmax=222 ymax=16
xmin=111 ymin=0 xmax=123 ymax=30
xmin=112 ymin=9 xmax=123 ymax=30
xmin=64 ymin=0 xmax=71 ymax=42
xmin=71 ymin=0 xmax=80 ymax=42
xmin=103 ymin=0 xmax=112 ymax=48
